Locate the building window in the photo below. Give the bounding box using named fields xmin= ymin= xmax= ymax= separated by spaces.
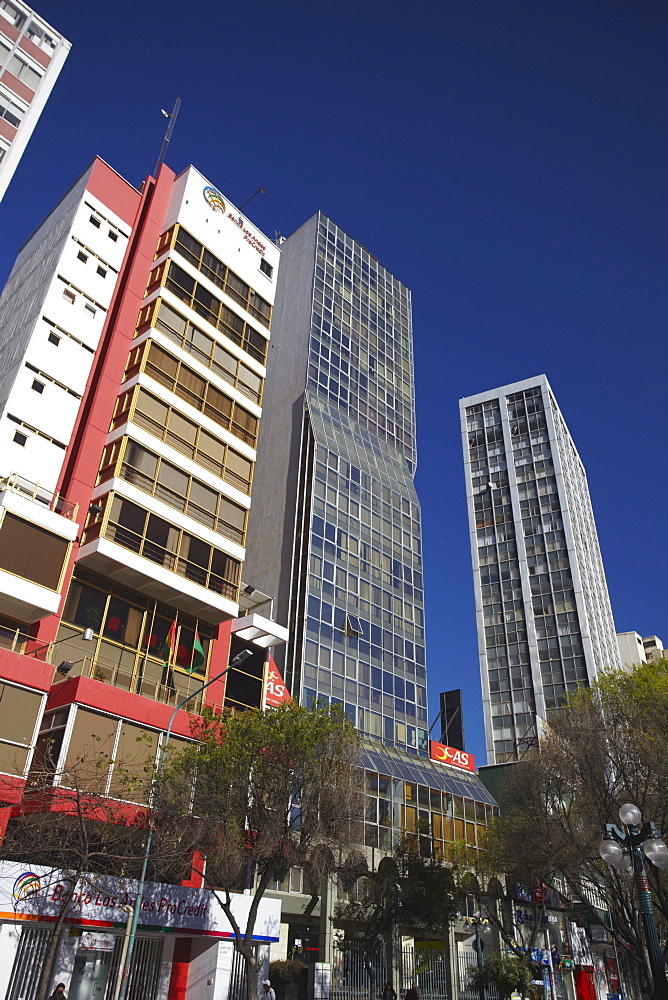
xmin=12 ymin=431 xmax=27 ymax=446
xmin=108 ymin=230 xmax=118 ymax=242
xmin=100 ymin=438 xmax=248 ymax=546
xmin=0 ymin=513 xmax=68 ymax=590
xmin=160 ymin=225 xmax=272 ymax=328
xmin=0 ymin=2 xmax=25 ymax=29
xmin=77 ymin=251 xmax=88 ymax=263
xmin=97 ymin=266 xmax=107 ymax=278
xmin=260 ymin=258 xmax=273 ymax=279
xmin=112 ymin=386 xmax=254 ymax=494
xmin=0 ymin=95 xmax=23 ymax=128
xmin=89 ymin=215 xmax=101 ymax=228
xmin=147 ymin=298 xmax=264 ymax=403
xmin=7 ymin=54 xmax=42 ymax=90
xmin=124 ymin=341 xmax=259 ymax=448
xmin=48 ymin=333 xmax=61 ymax=347
xmin=31 ymin=380 xmax=44 ymax=394
xmin=85 ymin=304 xmax=96 ymax=317
xmin=154 ymin=261 xmax=269 ymax=364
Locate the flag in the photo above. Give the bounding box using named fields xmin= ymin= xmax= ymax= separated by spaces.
xmin=189 ymin=626 xmax=205 ymax=674
xmin=264 ymin=655 xmax=292 ymax=708
xmin=162 ymin=618 xmax=177 ymax=669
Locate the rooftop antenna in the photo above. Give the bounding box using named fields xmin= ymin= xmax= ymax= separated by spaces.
xmin=154 ymin=97 xmax=181 ymax=176
xmin=239 ymin=186 xmax=266 ymax=210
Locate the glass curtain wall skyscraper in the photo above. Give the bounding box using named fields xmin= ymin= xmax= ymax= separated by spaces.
xmin=244 ymin=212 xmax=429 ymax=753
xmin=460 ymin=375 xmax=621 ymax=765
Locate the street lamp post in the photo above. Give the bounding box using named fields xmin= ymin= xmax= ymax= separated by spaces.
xmin=464 ymin=910 xmax=489 ymax=1000
xmin=117 ymin=650 xmax=252 ymax=1000
xmin=599 ymin=803 xmax=668 ymax=1000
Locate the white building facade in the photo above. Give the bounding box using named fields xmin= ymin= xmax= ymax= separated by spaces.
xmin=0 ymin=0 xmax=70 ymax=202
xmin=617 ymin=630 xmax=664 ymax=668
xmin=460 ymin=375 xmax=620 ymax=765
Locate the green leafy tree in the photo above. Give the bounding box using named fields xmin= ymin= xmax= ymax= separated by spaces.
xmin=160 ymin=702 xmax=362 ymax=1000
xmin=467 ymin=954 xmax=533 ymax=1000
xmin=483 ymin=658 xmax=668 ymax=994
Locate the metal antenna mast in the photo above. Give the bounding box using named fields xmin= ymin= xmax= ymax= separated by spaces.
xmin=154 ymin=97 xmax=181 ymax=176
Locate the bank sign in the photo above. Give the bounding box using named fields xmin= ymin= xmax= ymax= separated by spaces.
xmin=0 ymin=864 xmax=280 ymax=941
xmin=429 ymin=740 xmax=475 ymax=772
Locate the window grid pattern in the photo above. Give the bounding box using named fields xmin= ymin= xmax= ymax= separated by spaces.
xmin=124 ymin=340 xmax=259 ymax=447
xmin=310 ymin=217 xmax=415 ymax=468
xmin=137 ymin=297 xmax=263 ymax=404
xmin=289 ymin=215 xmax=426 ymax=755
xmin=112 ymin=386 xmax=253 ymax=495
xmin=97 ymin=437 xmax=247 ymax=546
xmin=551 ymin=400 xmax=620 ymax=675
xmin=360 ymin=747 xmax=497 ymax=857
xmin=465 ymin=382 xmax=619 ymax=765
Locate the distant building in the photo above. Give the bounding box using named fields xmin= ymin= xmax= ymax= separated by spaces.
xmin=0 ymin=0 xmax=70 ymax=203
xmin=460 ymin=375 xmax=620 ymax=765
xmin=617 ymin=631 xmax=665 ymax=668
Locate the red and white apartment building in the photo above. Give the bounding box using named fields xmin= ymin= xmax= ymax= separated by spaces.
xmin=0 ymin=0 xmax=70 ymax=202
xmin=0 ymin=157 xmax=287 ymax=1000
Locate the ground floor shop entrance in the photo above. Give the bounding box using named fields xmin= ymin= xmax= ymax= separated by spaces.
xmin=4 ymin=926 xmax=164 ymax=1000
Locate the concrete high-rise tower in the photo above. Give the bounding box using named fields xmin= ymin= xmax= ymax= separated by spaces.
xmin=460 ymin=375 xmax=620 ymax=765
xmin=245 ymin=212 xmax=429 ymax=753
xmin=0 ymin=0 xmax=70 ymax=202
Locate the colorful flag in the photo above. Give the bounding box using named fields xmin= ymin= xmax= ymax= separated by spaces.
xmin=162 ymin=618 xmax=177 ymax=669
xmin=189 ymin=626 xmax=205 ymax=674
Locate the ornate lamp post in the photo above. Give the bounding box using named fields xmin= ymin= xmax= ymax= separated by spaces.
xmin=599 ymin=803 xmax=668 ymax=1000
xmin=464 ymin=909 xmax=489 ymax=1000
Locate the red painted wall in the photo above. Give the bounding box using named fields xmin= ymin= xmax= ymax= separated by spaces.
xmin=167 ymin=938 xmax=192 ymax=1000
xmin=0 ymin=646 xmax=53 ymax=692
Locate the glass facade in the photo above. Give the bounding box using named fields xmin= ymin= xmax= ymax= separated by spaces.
xmin=286 ymin=215 xmax=427 ymax=753
xmin=461 ymin=377 xmax=620 ymax=765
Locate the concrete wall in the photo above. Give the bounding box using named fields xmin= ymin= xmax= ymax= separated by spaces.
xmin=243 ymin=214 xmax=318 ymax=650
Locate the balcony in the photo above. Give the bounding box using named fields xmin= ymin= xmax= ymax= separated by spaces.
xmin=0 ymin=475 xmax=79 ymax=622
xmin=77 ymin=492 xmax=240 ymax=624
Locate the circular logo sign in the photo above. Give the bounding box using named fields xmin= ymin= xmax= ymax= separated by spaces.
xmin=203 ymin=186 xmax=226 ymax=214
xmin=13 ymin=872 xmax=41 ymax=903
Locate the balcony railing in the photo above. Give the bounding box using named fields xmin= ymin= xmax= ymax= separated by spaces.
xmin=0 ymin=473 xmax=78 ymax=519
xmin=56 ymin=653 xmax=204 ymax=713
xmin=0 ymin=621 xmax=30 ymax=654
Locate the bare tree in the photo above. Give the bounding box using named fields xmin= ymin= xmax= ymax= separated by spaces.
xmin=159 ymin=702 xmax=363 ymax=1000
xmin=1 ymin=736 xmax=193 ymax=1000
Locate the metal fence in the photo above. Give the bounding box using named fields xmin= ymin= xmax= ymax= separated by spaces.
xmin=401 ymin=946 xmax=449 ymax=1000
xmin=331 ymin=939 xmax=387 ymax=1000
xmin=456 ymin=950 xmax=499 ymax=1000
xmin=330 ymin=941 xmax=449 ymax=1000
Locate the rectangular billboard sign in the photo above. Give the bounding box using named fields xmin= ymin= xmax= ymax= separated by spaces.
xmin=429 ymin=740 xmax=475 ymax=772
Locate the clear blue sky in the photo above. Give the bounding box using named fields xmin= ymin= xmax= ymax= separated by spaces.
xmin=1 ymin=0 xmax=666 ymax=764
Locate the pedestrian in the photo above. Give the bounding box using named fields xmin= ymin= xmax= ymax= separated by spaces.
xmin=262 ymin=980 xmax=276 ymax=1000
xmin=48 ymin=985 xmax=67 ymax=1000
xmin=405 ymin=986 xmax=419 ymax=1000
xmin=382 ymin=982 xmax=397 ymax=1000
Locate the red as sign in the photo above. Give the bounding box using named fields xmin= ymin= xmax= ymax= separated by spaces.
xmin=429 ymin=740 xmax=475 ymax=772
xmin=265 ymin=656 xmax=292 ymax=708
